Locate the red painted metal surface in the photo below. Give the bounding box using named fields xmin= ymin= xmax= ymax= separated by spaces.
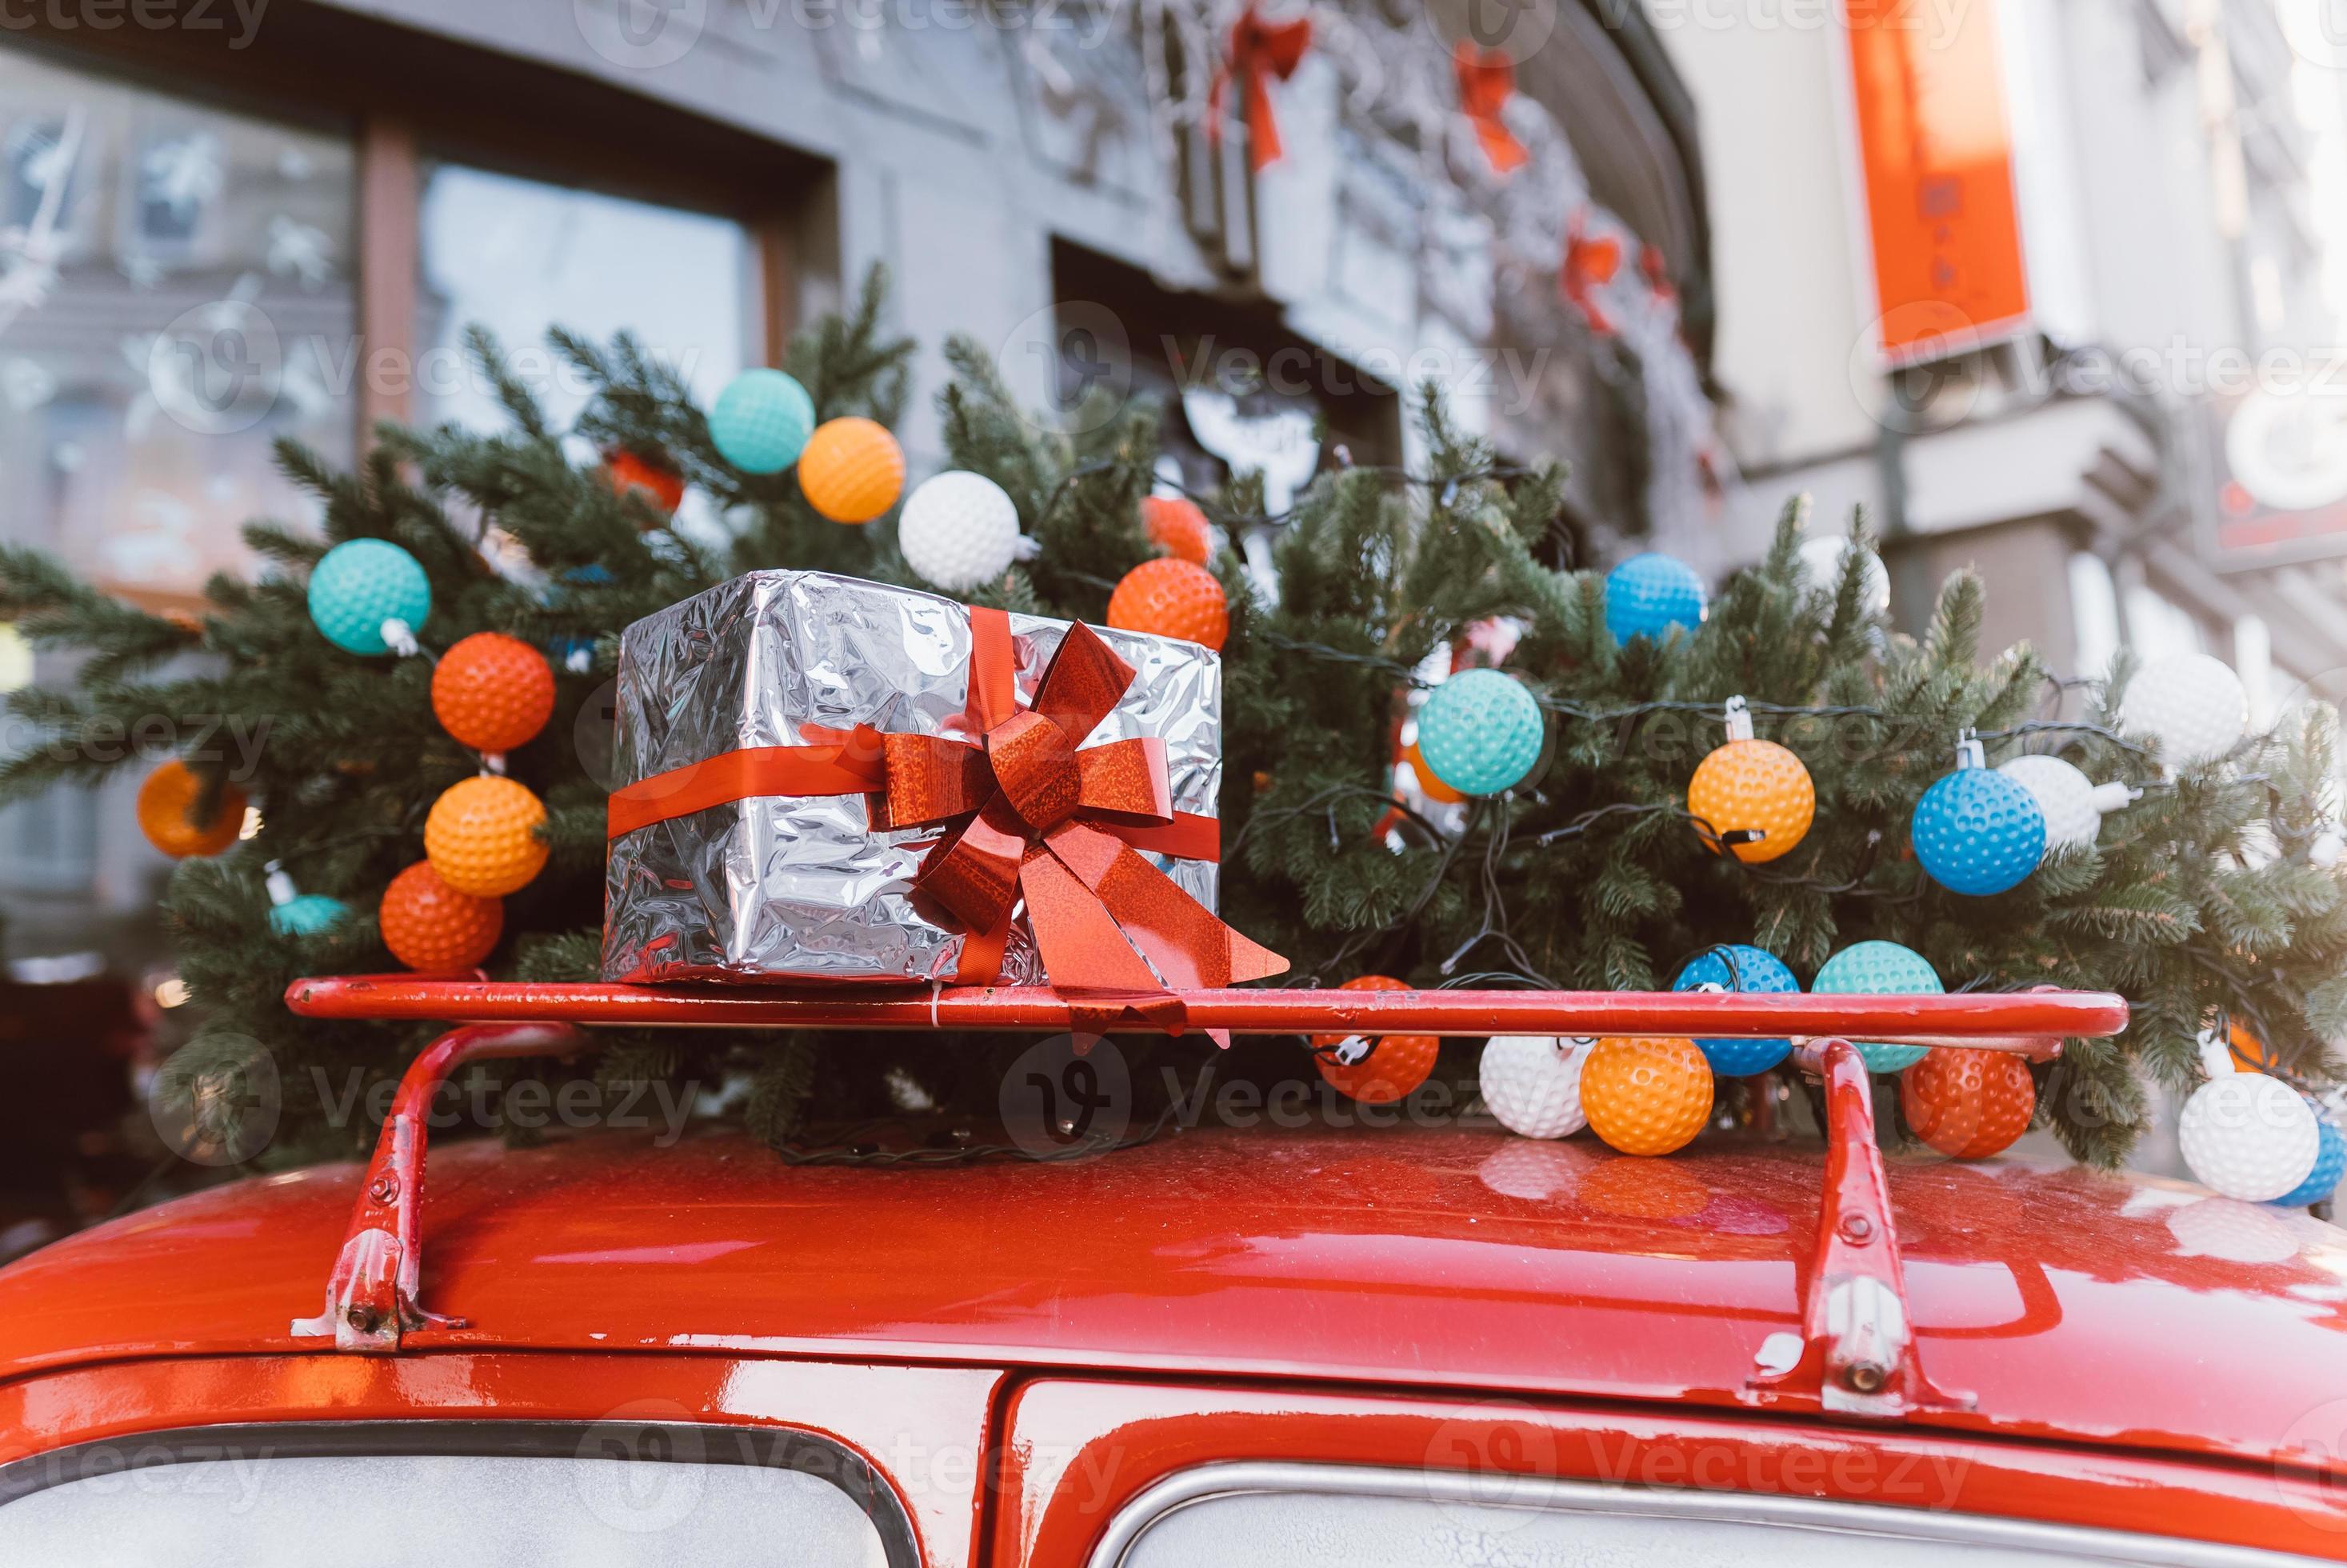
xmin=287 ymin=1022 xmax=588 ymax=1351
xmin=1745 ymin=1038 xmax=1973 ymax=1419
xmin=993 ymin=1380 xmax=2347 ymax=1564
xmin=286 ymin=975 xmax=2129 ymax=1047
xmin=0 ymin=1354 xmax=1003 ymax=1568
xmin=5 ymin=1125 xmax=2344 ymax=1486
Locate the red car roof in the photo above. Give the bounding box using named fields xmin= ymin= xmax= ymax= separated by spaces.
xmin=2 ymin=1127 xmax=2342 ymax=1478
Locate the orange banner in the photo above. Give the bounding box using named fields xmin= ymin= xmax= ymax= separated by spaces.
xmin=1843 ymin=0 xmax=2030 ymax=362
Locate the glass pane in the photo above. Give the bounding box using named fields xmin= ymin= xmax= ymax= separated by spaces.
xmin=0 ymin=42 xmax=356 ymax=612
xmin=0 ymin=1451 xmax=895 ymax=1568
xmin=417 ymin=162 xmax=747 ymax=436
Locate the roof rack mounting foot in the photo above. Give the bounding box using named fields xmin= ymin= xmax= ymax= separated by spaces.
xmin=290 ymin=1022 xmax=590 ymax=1354
xmin=1743 ymin=1036 xmax=1978 ymax=1421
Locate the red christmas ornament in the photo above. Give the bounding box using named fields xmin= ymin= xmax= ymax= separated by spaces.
xmin=604 ymin=448 xmax=686 ymax=518
xmin=1106 ymin=558 xmax=1228 ymax=651
xmin=1309 ymin=975 xmax=1437 ymax=1105
xmin=1141 ymin=495 xmax=1213 ymax=565
xmin=431 ymin=632 xmax=556 ymax=755
xmin=1900 ymin=1047 xmax=2036 ymax=1159
xmin=379 ymin=860 xmax=502 ymax=970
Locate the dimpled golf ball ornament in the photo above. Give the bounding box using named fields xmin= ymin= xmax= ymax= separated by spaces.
xmin=1899 ymin=1047 xmax=2036 ymax=1159
xmin=1995 ymin=754 xmax=2136 ymax=856
xmin=2273 ymin=1114 xmax=2346 ymax=1207
xmin=797 ymin=416 xmax=905 ymax=523
xmin=1685 ymin=698 xmax=1813 ymax=863
xmin=1581 ymin=1036 xmax=1713 ymax=1157
xmin=431 ymin=632 xmax=556 ymax=756
xmin=2120 ymin=653 xmax=2249 ymax=768
xmin=2180 ymin=1066 xmax=2321 ymax=1202
xmin=1106 ymin=557 xmax=1228 ymax=651
xmin=1477 ymin=1035 xmax=1593 ymax=1138
xmin=1811 ymin=939 xmax=1941 ymax=1072
xmin=1673 ymin=945 xmax=1797 ymax=1076
xmin=136 ymin=760 xmax=247 ymax=858
xmin=379 ymin=860 xmax=502 ymax=970
xmin=708 ymin=367 xmax=814 ymax=474
xmin=1912 ymin=735 xmax=2045 ymax=896
xmin=1309 ymin=975 xmax=1437 ymax=1105
xmin=424 ymin=774 xmax=549 ymax=898
xmin=308 ymin=538 xmax=430 ymax=655
xmin=268 ymin=893 xmax=350 ymax=938
xmin=1417 ymin=668 xmax=1543 ymax=796
xmin=898 ymin=470 xmax=1027 ymax=593
xmin=1141 ymin=494 xmax=1214 ymax=565
xmin=1602 ymin=551 xmax=1706 ymax=645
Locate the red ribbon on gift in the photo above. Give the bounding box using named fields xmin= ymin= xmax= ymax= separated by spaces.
xmin=1454 ymin=42 xmax=1529 ymax=175
xmin=609 ymin=606 xmax=1286 ymax=1035
xmin=1207 ymin=6 xmax=1313 ymax=172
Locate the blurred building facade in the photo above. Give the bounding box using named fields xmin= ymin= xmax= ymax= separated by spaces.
xmin=0 ymin=0 xmax=1721 ymax=973
xmin=1667 ymin=0 xmax=2347 ymax=718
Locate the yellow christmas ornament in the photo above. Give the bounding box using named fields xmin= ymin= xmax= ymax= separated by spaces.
xmin=796 ymin=416 xmax=905 ymax=524
xmin=1685 ymin=696 xmax=1813 ymax=864
xmin=424 ymin=774 xmax=548 ymax=898
xmin=1579 ymin=1036 xmax=1713 ymax=1157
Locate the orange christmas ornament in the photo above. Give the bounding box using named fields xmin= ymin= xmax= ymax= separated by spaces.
xmin=432 ymin=632 xmax=556 ymax=755
xmin=424 ymin=774 xmax=548 ymax=897
xmin=1900 ymin=1046 xmax=2036 ymax=1159
xmin=796 ymin=416 xmax=905 ymax=524
xmin=1404 ymin=742 xmax=1466 ymax=804
xmin=1106 ymin=557 xmax=1228 ymax=651
xmin=2228 ymin=1019 xmax=2276 ymax=1075
xmin=1309 ymin=974 xmax=1437 ymax=1104
xmin=1686 ymin=697 xmax=1813 ymax=863
xmin=136 ymin=760 xmax=247 ymax=858
xmin=379 ymin=860 xmax=503 ymax=970
xmin=1579 ymin=1036 xmax=1713 ymax=1157
xmin=1141 ymin=495 xmax=1214 ymax=565
xmin=603 ymin=448 xmax=686 ymax=518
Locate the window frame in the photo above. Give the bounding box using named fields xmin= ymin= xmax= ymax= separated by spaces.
xmin=0 ymin=1418 xmax=922 ymax=1568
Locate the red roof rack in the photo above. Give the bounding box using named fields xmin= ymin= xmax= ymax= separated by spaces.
xmin=281 ymin=975 xmax=2121 ymax=1422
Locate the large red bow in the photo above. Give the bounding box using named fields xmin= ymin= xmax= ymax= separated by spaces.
xmin=610 ymin=606 xmax=1286 ymax=1035
xmin=1454 ymin=42 xmax=1528 ymax=174
xmin=1208 ymin=6 xmax=1313 ymax=172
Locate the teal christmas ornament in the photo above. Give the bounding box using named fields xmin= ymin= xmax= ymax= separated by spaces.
xmin=709 ymin=368 xmax=814 ymax=474
xmin=1913 ymin=733 xmax=2046 ymax=896
xmin=1673 ymin=945 xmax=1797 ymax=1076
xmin=307 ymin=538 xmax=430 ymax=655
xmin=1603 ymin=552 xmax=1706 ymax=644
xmin=269 ymin=894 xmax=349 ymax=938
xmin=1417 ymin=668 xmax=1544 ymax=796
xmin=1812 ymin=939 xmax=1942 ymax=1072
xmin=2273 ymin=1115 xmax=2345 ymax=1208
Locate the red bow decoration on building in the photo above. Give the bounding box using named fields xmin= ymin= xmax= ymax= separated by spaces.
xmin=1453 ymin=42 xmax=1528 ymax=175
xmin=609 ymin=606 xmax=1286 ymax=1036
xmin=1208 ymin=5 xmax=1313 ymax=172
xmin=1561 ymin=210 xmax=1624 ymax=338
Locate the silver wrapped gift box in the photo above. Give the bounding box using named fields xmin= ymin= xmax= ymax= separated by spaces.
xmin=602 ymin=570 xmax=1222 ymax=985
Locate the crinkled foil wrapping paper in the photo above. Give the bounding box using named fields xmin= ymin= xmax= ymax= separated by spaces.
xmin=603 ymin=570 xmax=1222 ymax=985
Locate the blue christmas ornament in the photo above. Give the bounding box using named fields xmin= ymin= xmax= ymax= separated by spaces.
xmin=1812 ymin=939 xmax=1942 ymax=1072
xmin=269 ymin=894 xmax=350 ymax=938
xmin=546 ymin=635 xmax=598 ymax=674
xmin=1673 ymin=945 xmax=1798 ymax=1076
xmin=709 ymin=368 xmax=814 ymax=474
xmin=1603 ymin=552 xmax=1706 ymax=645
xmin=1913 ymin=734 xmax=2046 ymax=896
xmin=2273 ymin=1114 xmax=2345 ymax=1208
xmin=308 ymin=538 xmax=430 ymax=655
xmin=1416 ymin=668 xmax=1544 ymax=796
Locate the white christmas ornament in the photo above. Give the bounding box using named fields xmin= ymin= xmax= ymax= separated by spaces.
xmin=2311 ymin=828 xmax=2344 ymax=870
xmin=2178 ymin=1038 xmax=2320 ymax=1202
xmin=897 ymin=470 xmax=1033 ymax=592
xmin=2119 ymin=654 xmax=2249 ymax=767
xmin=1478 ymin=1035 xmax=1593 ymax=1138
xmin=1995 ymin=754 xmax=2137 ymax=854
